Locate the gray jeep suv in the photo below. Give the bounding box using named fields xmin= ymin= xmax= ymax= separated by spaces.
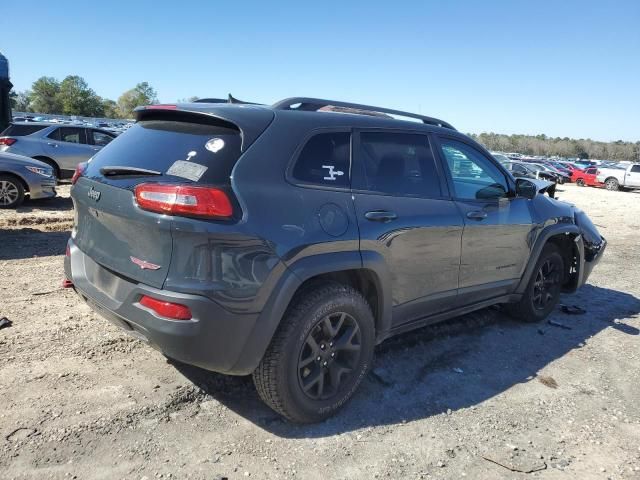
xmin=0 ymin=122 xmax=116 ymax=179
xmin=64 ymin=97 xmax=606 ymax=422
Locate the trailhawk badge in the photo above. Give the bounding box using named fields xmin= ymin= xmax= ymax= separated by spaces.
xmin=87 ymin=186 xmax=101 ymax=201
xmin=130 ymin=256 xmax=162 ymax=270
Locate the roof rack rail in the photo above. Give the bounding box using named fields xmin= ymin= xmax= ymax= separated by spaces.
xmin=194 ymin=94 xmax=262 ymax=105
xmin=272 ymin=97 xmax=456 ymax=130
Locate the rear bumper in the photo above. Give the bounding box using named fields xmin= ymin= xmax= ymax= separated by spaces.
xmin=65 ymin=239 xmax=261 ymax=375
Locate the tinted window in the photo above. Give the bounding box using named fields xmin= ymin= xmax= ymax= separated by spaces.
xmin=513 ymin=164 xmax=528 ymax=174
xmin=85 ymin=120 xmax=242 ymax=185
xmin=355 ymin=132 xmax=441 ymax=197
xmin=1 ymin=124 xmax=48 ymax=136
xmin=631 ymin=165 xmax=640 ymax=173
xmin=438 ymin=138 xmax=508 ymax=200
xmin=585 ymin=167 xmax=597 ymax=174
xmin=49 ymin=127 xmax=86 ymax=144
xmin=91 ymin=129 xmax=115 ymax=147
xmin=292 ymin=132 xmax=350 ymax=187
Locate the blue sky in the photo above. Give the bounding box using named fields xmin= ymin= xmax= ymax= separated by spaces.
xmin=2 ymin=1 xmax=639 ymax=141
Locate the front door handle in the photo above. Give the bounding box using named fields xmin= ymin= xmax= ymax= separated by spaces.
xmin=47 ymin=142 xmax=58 ymax=147
xmin=466 ymin=210 xmax=488 ymax=220
xmin=365 ymin=210 xmax=397 ymax=222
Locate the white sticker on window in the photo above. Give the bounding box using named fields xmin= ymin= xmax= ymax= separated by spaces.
xmin=205 ymin=138 xmax=225 ymax=153
xmin=322 ymin=165 xmax=344 ymax=181
xmin=166 ymin=160 xmax=208 ymax=182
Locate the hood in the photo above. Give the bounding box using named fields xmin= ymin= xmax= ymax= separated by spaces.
xmin=0 ymin=151 xmax=51 ymax=168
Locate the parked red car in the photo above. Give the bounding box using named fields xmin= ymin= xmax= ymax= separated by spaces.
xmin=572 ymin=167 xmax=603 ymax=187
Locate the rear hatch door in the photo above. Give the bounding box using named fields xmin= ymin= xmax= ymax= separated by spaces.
xmin=72 ymin=111 xmax=257 ymax=288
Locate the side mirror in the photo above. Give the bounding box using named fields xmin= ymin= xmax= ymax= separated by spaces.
xmin=515 ymin=178 xmax=537 ymax=199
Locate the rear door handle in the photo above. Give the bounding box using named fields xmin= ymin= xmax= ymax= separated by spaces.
xmin=466 ymin=210 xmax=488 ymax=220
xmin=365 ymin=210 xmax=397 ymax=222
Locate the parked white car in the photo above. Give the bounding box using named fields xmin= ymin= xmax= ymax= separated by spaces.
xmin=596 ymin=163 xmax=640 ymax=191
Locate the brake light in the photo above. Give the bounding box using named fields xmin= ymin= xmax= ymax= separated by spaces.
xmin=145 ymin=104 xmax=177 ymax=110
xmin=139 ymin=295 xmax=192 ymax=320
xmin=0 ymin=137 xmax=16 ymax=146
xmin=134 ymin=184 xmax=233 ymax=218
xmin=72 ymin=162 xmax=87 ymax=185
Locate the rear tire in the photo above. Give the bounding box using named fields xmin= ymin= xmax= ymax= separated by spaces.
xmin=506 ymin=244 xmax=564 ymax=323
xmin=605 ymin=178 xmax=619 ymax=191
xmin=253 ymin=283 xmax=375 ymax=423
xmin=0 ymin=175 xmax=25 ymax=208
xmin=576 ymin=178 xmax=585 ymax=187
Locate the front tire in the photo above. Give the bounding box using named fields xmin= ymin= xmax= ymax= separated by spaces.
xmin=0 ymin=175 xmax=25 ymax=208
xmin=506 ymin=244 xmax=564 ymax=323
xmin=253 ymin=283 xmax=375 ymax=423
xmin=576 ymin=178 xmax=585 ymax=187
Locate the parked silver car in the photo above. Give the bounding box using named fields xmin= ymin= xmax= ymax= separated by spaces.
xmin=0 ymin=122 xmax=117 ymax=179
xmin=0 ymin=151 xmax=56 ymax=208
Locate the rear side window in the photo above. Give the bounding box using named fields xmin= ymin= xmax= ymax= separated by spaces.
xmin=85 ymin=120 xmax=242 ymax=185
xmin=1 ymin=124 xmax=48 ymax=136
xmin=631 ymin=165 xmax=640 ymax=173
xmin=354 ymin=132 xmax=442 ymax=198
xmin=291 ymin=132 xmax=351 ymax=187
xmin=48 ymin=127 xmax=87 ymax=144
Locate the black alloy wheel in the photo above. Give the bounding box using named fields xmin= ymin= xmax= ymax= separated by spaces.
xmin=297 ymin=312 xmax=362 ymax=401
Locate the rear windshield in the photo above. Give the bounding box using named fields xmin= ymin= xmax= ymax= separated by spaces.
xmin=85 ymin=120 xmax=242 ymax=185
xmin=1 ymin=124 xmax=48 ymax=136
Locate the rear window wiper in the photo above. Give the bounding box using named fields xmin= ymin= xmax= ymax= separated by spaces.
xmin=100 ymin=166 xmax=162 ymax=177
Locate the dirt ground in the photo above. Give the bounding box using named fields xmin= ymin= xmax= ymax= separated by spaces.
xmin=1 ymin=184 xmax=639 ymax=480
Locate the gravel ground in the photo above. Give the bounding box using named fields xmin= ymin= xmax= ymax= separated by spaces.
xmin=1 ymin=184 xmax=639 ymax=480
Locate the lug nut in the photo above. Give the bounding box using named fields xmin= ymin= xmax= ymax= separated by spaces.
xmin=316 ymin=356 xmax=321 ymax=362
xmin=320 ymin=344 xmax=326 ymax=350
xmin=331 ymin=353 xmax=335 ymax=357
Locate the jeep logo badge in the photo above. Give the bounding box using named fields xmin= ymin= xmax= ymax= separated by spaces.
xmin=87 ymin=187 xmax=101 ymax=201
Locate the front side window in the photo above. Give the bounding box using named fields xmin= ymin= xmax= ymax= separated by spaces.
xmin=354 ymin=132 xmax=441 ymax=197
xmin=91 ymin=130 xmax=115 ymax=147
xmin=438 ymin=138 xmax=508 ymax=200
xmin=291 ymin=132 xmax=350 ymax=187
xmin=585 ymin=167 xmax=597 ymax=174
xmin=631 ymin=165 xmax=640 ymax=173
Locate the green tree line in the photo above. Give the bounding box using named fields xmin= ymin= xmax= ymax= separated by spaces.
xmin=9 ymin=76 xmax=160 ymax=119
xmin=470 ymin=132 xmax=640 ymax=162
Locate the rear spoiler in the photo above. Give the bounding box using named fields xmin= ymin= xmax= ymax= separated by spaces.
xmin=134 ymin=103 xmax=274 ymax=152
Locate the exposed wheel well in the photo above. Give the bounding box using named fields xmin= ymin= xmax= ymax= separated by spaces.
xmin=546 ymin=234 xmax=579 ymax=291
xmin=32 ymin=156 xmax=60 ymax=178
xmin=0 ymin=172 xmax=29 ymax=193
xmin=291 ymin=269 xmax=382 ymax=334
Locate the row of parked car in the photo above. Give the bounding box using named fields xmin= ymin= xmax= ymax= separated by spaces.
xmin=0 ymin=121 xmax=118 ymax=207
xmin=490 ymin=152 xmax=640 ymax=192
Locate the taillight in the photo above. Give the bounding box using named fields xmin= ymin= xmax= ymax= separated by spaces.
xmin=72 ymin=162 xmax=87 ymax=185
xmin=134 ymin=183 xmax=233 ymax=218
xmin=0 ymin=137 xmax=17 ymax=146
xmin=139 ymin=295 xmax=192 ymax=320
